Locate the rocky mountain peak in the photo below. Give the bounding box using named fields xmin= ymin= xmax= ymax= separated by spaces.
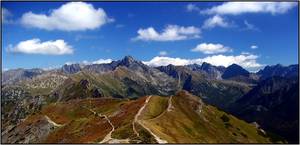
xmin=61 ymin=63 xmax=81 ymax=74
xmin=222 ymin=64 xmax=249 ymax=79
xmin=229 ymin=63 xmax=242 ymax=68
xmin=79 ymin=79 xmax=89 ymax=89
xmin=257 ymin=64 xmax=298 ymax=80
xmin=116 ymin=55 xmax=150 ymax=72
xmin=120 ymin=55 xmax=136 ymax=65
xmin=201 ymin=62 xmax=212 ymax=68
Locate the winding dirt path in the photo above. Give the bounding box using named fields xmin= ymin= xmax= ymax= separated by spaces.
xmin=44 ymin=115 xmax=64 ymax=127
xmin=167 ymin=96 xmax=174 ymax=112
xmin=99 ymin=115 xmax=115 ymax=143
xmin=148 ymin=96 xmax=173 ymax=122
xmin=132 ymin=95 xmax=168 ymax=144
xmin=139 ymin=121 xmax=168 ymax=144
xmin=83 ymin=107 xmax=130 ymax=143
xmin=132 ymin=95 xmax=152 ymax=137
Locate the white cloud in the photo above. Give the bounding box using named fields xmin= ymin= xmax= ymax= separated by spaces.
xmin=159 ymin=51 xmax=168 ymax=56
xmin=8 ymin=38 xmax=74 ymax=55
xmin=3 ymin=68 xmax=9 ymax=72
xmin=186 ymin=4 xmax=200 ymax=12
xmin=201 ymin=54 xmax=262 ymax=68
xmin=191 ymin=43 xmax=232 ymax=54
xmin=2 ymin=8 xmax=13 ymax=24
xmin=241 ymin=51 xmax=251 ymax=55
xmin=202 ymin=15 xmax=231 ymax=29
xmin=251 ymin=45 xmax=258 ymax=49
xmin=133 ymin=25 xmax=201 ymax=41
xmin=65 ymin=59 xmax=112 ymax=65
xmin=90 ymin=59 xmax=112 ymax=64
xmin=143 ymin=57 xmax=191 ymax=66
xmin=42 ymin=65 xmax=61 ymax=71
xmin=242 ymin=20 xmax=259 ymax=31
xmin=64 ymin=61 xmax=76 ymax=65
xmin=201 ymin=2 xmax=297 ymax=15
xmin=144 ymin=53 xmax=262 ymax=69
xmin=21 ymin=2 xmax=112 ymax=31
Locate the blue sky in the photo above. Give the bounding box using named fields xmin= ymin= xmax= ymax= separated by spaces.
xmin=2 ymin=2 xmax=298 ymax=71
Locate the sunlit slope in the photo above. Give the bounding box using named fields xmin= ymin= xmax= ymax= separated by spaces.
xmin=2 ymin=91 xmax=276 ymax=143
xmin=42 ymin=97 xmax=155 ymax=143
xmin=2 ymin=97 xmax=158 ymax=143
xmin=139 ymin=91 xmax=273 ymax=143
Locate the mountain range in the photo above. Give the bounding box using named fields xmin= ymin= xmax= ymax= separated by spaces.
xmin=1 ymin=56 xmax=299 ymax=143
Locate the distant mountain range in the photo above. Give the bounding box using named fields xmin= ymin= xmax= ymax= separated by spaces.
xmin=230 ymin=76 xmax=299 ymax=143
xmin=1 ymin=56 xmax=299 ymax=143
xmin=257 ymin=64 xmax=298 ymax=80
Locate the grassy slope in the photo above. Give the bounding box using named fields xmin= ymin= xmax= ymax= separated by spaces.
xmin=7 ymin=91 xmax=279 ymax=143
xmin=9 ymin=96 xmax=156 ymax=143
xmin=140 ymin=91 xmax=273 ymax=143
xmin=109 ymin=96 xmax=157 ymax=143
xmin=70 ymin=71 xmax=126 ymax=97
xmin=41 ymin=98 xmax=123 ymax=143
xmin=141 ymin=96 xmax=169 ymax=120
xmin=42 ymin=97 xmax=155 ymax=143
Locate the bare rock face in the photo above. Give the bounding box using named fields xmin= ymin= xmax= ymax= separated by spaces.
xmin=61 ymin=64 xmax=81 ymax=74
xmin=230 ymin=76 xmax=299 ymax=143
xmin=2 ymin=68 xmax=44 ymax=85
xmin=2 ymin=115 xmax=55 ymax=143
xmin=187 ymin=62 xmax=226 ymax=80
xmin=257 ymin=64 xmax=298 ymax=80
xmin=79 ymin=79 xmax=89 ymax=89
xmin=1 ymin=86 xmax=45 ymax=127
xmin=92 ymin=88 xmax=102 ymax=98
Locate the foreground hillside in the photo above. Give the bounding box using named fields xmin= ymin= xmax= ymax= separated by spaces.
xmin=2 ymin=91 xmax=274 ymax=143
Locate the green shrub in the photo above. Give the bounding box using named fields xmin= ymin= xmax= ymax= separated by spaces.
xmin=224 ymin=122 xmax=233 ymax=128
xmin=220 ymin=114 xmax=230 ymax=122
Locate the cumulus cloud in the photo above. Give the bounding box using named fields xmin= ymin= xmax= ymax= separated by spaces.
xmin=159 ymin=51 xmax=168 ymax=56
xmin=202 ymin=15 xmax=231 ymax=29
xmin=65 ymin=59 xmax=112 ymax=65
xmin=2 ymin=8 xmax=13 ymax=24
xmin=143 ymin=53 xmax=262 ymax=69
xmin=8 ymin=38 xmax=74 ymax=55
xmin=201 ymin=54 xmax=262 ymax=68
xmin=21 ymin=2 xmax=112 ymax=31
xmin=201 ymin=2 xmax=297 ymax=15
xmin=87 ymin=59 xmax=112 ymax=64
xmin=143 ymin=57 xmax=191 ymax=66
xmin=191 ymin=43 xmax=232 ymax=54
xmin=133 ymin=25 xmax=201 ymax=41
xmin=186 ymin=4 xmax=200 ymax=12
xmin=251 ymin=45 xmax=258 ymax=49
